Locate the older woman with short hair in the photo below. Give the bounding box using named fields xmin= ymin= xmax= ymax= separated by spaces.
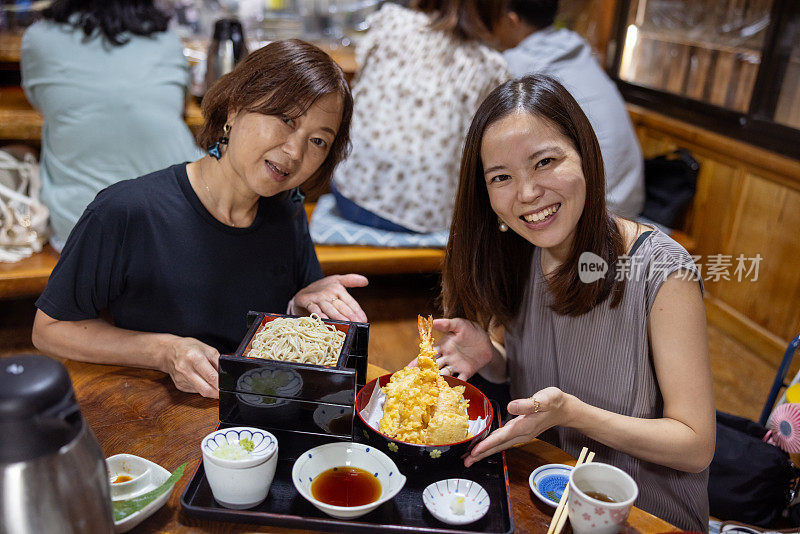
xmin=32 ymin=40 xmax=366 ymax=399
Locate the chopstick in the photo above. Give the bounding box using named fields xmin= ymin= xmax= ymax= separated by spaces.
xmin=547 ymin=448 xmax=595 ymax=534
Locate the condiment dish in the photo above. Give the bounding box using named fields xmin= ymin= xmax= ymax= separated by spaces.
xmin=529 ymin=463 xmax=572 ymax=507
xmin=105 ymin=454 xmax=174 ymax=533
xmin=201 ymin=427 xmax=278 ymax=509
xmin=422 ymin=478 xmax=490 ymax=525
xmin=292 ymin=441 xmax=406 ymax=519
xmin=106 ymin=454 xmax=152 ymax=500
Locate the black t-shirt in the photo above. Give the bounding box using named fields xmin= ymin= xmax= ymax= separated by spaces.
xmin=36 ymin=163 xmax=323 ymax=353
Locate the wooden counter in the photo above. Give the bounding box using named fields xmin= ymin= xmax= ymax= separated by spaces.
xmin=0 ymin=31 xmax=355 ymax=142
xmin=51 ymin=356 xmax=677 ymax=533
xmin=0 ymin=202 xmax=444 ymax=300
xmin=0 ymin=243 xmax=58 ymax=299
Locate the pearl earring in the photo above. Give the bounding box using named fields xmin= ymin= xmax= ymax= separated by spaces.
xmin=498 ymin=218 xmax=508 ymax=232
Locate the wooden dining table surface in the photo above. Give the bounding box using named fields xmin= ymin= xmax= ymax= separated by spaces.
xmin=52 ymin=357 xmax=680 ymax=533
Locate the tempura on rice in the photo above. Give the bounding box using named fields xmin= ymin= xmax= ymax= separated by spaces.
xmin=379 ymin=315 xmax=470 ymax=445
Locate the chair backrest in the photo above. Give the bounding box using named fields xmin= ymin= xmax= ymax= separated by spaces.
xmin=760 ymin=333 xmax=800 ymax=426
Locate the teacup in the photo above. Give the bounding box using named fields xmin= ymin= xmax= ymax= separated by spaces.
xmin=201 ymin=427 xmax=278 ymax=509
xmin=568 ymin=462 xmax=638 ymax=534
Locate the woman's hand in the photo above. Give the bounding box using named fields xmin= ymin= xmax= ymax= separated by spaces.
xmin=464 ymin=387 xmax=574 ymax=467
xmin=414 ymin=318 xmax=494 ymax=380
xmin=161 ymin=336 xmax=220 ymax=399
xmin=290 ymin=274 xmax=369 ymax=322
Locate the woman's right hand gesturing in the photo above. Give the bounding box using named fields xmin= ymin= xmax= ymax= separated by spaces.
xmin=420 ymin=318 xmax=495 ymax=380
xmin=162 ymin=336 xmax=220 ymax=398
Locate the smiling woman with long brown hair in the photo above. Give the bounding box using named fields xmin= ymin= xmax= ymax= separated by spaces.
xmin=32 ymin=40 xmax=367 ymax=400
xmin=430 ymin=75 xmax=715 ymax=531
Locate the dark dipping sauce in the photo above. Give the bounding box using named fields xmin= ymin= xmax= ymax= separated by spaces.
xmin=584 ymin=490 xmax=616 ymax=503
xmin=113 ymin=475 xmax=133 ymax=484
xmin=311 ymin=466 xmax=381 ymax=506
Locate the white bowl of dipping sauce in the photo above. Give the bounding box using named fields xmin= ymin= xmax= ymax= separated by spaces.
xmin=201 ymin=427 xmax=278 ymax=509
xmin=292 ymin=442 xmax=406 ymax=519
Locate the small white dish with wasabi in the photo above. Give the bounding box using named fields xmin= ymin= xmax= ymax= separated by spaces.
xmin=201 ymin=427 xmax=278 ymax=509
xmin=106 ymin=454 xmax=184 ymax=533
xmin=422 ymin=478 xmax=490 ymax=525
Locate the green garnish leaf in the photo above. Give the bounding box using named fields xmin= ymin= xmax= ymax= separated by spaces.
xmin=546 ymin=490 xmax=559 ymax=502
xmin=112 ymin=463 xmax=186 ymax=522
xmin=240 ymin=438 xmax=255 ymax=452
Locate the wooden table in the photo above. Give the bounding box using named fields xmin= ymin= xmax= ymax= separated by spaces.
xmin=55 ymin=358 xmax=678 ymax=533
xmin=0 ymin=243 xmax=58 ymax=299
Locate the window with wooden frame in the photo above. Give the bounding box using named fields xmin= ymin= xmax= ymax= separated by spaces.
xmin=610 ymin=0 xmax=799 ymax=159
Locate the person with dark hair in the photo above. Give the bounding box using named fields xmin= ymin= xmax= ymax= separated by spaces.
xmin=32 ymin=40 xmax=365 ymax=399
xmin=494 ymin=0 xmax=645 ymax=219
xmin=21 ymin=0 xmax=203 ymax=251
xmin=429 ymin=76 xmax=714 ymax=531
xmin=329 ymin=0 xmax=510 ymax=234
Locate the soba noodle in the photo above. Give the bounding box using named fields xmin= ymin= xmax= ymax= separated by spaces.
xmin=247 ymin=314 xmax=345 ymax=367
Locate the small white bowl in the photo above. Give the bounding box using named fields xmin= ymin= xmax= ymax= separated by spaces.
xmin=106 ymin=454 xmax=152 ymax=500
xmin=292 ymin=442 xmax=406 ymax=519
xmin=422 ymin=478 xmax=490 ymax=525
xmin=105 ymin=454 xmax=174 ymax=533
xmin=529 ymin=463 xmax=572 ymax=508
xmin=201 ymin=427 xmax=278 ymax=509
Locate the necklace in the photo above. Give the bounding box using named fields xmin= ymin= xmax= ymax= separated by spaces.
xmin=197 ymin=164 xmax=238 ymax=227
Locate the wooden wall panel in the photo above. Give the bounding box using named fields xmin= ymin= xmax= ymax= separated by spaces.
xmin=709 ymin=174 xmax=800 ymax=341
xmin=683 ymin=155 xmax=742 ymax=259
xmin=629 ymin=104 xmax=800 ymax=365
xmin=635 ymin=129 xmax=676 ymax=158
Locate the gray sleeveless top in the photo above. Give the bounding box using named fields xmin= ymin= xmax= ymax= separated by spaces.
xmin=505 ymin=228 xmax=708 ymax=532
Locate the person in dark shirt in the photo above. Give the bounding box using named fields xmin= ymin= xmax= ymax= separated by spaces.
xmin=32 ymin=40 xmax=363 ymax=399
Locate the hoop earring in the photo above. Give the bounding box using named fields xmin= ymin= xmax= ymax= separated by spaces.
xmin=207 ymin=123 xmax=231 ymax=160
xmin=498 ymin=218 xmax=508 ymax=232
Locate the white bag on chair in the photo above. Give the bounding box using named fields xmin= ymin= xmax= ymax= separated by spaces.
xmin=0 ymin=150 xmax=50 ymax=263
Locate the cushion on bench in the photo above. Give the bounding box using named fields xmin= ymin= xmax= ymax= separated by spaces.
xmin=309 ymin=194 xmax=448 ymax=248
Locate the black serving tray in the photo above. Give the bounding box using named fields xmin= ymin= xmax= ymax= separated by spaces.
xmin=181 ymin=402 xmax=513 ymax=534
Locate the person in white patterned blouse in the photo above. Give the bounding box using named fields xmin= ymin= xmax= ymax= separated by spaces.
xmin=331 ymin=0 xmax=511 ymax=234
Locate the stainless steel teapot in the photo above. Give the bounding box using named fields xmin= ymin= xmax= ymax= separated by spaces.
xmin=0 ymin=355 xmax=114 ymax=534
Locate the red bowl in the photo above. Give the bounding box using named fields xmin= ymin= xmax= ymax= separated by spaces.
xmin=355 ymin=373 xmax=494 ymax=466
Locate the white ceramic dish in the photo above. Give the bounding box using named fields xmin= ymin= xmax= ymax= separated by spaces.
xmin=422 ymin=478 xmax=490 ymax=525
xmin=201 ymin=427 xmax=279 ymax=509
xmin=292 ymin=442 xmax=406 ymax=519
xmin=105 ymin=454 xmax=174 ymax=533
xmin=529 ymin=463 xmax=572 ymax=508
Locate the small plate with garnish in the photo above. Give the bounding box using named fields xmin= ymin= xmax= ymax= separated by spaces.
xmin=106 ymin=454 xmax=185 ymax=532
xmin=422 ymin=478 xmax=490 ymax=525
xmin=529 ymin=463 xmax=572 ymax=507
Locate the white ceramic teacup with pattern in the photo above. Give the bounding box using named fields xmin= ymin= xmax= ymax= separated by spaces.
xmin=201 ymin=427 xmax=279 ymax=509
xmin=568 ymin=462 xmax=638 ymax=534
